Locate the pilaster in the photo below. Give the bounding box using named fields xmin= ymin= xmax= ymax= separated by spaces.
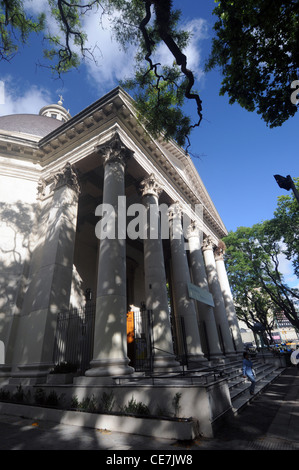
xmin=12 ymin=163 xmax=80 ymax=381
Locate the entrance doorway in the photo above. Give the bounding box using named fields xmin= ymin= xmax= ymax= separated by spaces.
xmin=127 ymin=307 xmax=153 ymax=372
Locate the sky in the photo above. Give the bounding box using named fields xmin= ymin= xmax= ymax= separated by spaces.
xmin=0 ymin=2 xmax=297 ymax=234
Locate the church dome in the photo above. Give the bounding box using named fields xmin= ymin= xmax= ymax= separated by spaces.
xmin=0 ymin=113 xmax=64 ymax=137
xmin=0 ymin=97 xmax=71 ymax=138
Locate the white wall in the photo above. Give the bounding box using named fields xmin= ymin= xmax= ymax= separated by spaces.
xmin=0 ymin=173 xmax=38 ymax=363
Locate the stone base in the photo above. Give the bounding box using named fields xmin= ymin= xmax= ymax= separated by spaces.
xmin=186 ymin=354 xmax=208 ymax=369
xmin=0 ymin=365 xmax=11 ymax=377
xmin=73 ymin=375 xmax=118 ymax=386
xmin=84 ymin=358 xmax=134 ymax=379
xmin=47 ymin=373 xmax=77 ymax=385
xmin=151 ymin=355 xmax=182 ymax=373
xmin=13 ymin=363 xmax=53 ymax=378
xmin=8 ymin=377 xmax=46 ymax=386
xmin=208 ymin=355 xmax=226 ymax=366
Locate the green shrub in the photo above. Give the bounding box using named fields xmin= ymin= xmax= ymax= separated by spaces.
xmin=34 ymin=388 xmax=46 ymax=405
xmin=12 ymin=385 xmax=25 ymax=403
xmin=78 ymin=395 xmax=97 ymax=413
xmin=70 ymin=395 xmax=80 ymax=409
xmin=172 ymin=392 xmax=182 ymax=417
xmin=100 ymin=391 xmax=115 ymax=413
xmin=0 ymin=388 xmax=10 ymax=401
xmin=45 ymin=390 xmax=59 ymax=407
xmin=121 ymin=396 xmax=150 ymax=416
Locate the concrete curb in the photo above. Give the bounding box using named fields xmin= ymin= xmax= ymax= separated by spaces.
xmin=0 ymin=402 xmax=197 ymax=441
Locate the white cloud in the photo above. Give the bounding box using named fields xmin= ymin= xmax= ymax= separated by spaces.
xmin=0 ymin=78 xmax=52 ymax=116
xmin=82 ymin=10 xmax=137 ymax=90
xmin=277 ymin=250 xmax=298 ymax=289
xmin=23 ymin=0 xmax=59 ymax=35
xmin=22 ymin=3 xmax=208 ymax=91
xmin=184 ymin=18 xmax=209 ymax=77
xmin=82 ymin=11 xmax=208 ymax=91
xmin=152 ymin=18 xmax=209 ymax=79
xmin=23 ymin=0 xmax=49 ymax=14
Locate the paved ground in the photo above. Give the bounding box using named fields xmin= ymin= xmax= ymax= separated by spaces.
xmin=1 ymin=367 xmax=298 ymax=461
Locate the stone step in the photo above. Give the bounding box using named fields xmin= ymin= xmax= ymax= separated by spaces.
xmin=230 ymin=366 xmax=283 ymax=414
xmin=204 ymin=357 xmax=283 ymax=416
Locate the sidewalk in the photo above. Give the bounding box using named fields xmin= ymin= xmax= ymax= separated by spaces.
xmin=194 ymin=365 xmax=299 ymax=450
xmin=0 ymin=367 xmax=298 ymax=453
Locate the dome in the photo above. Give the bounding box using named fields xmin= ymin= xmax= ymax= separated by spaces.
xmin=0 ymin=97 xmax=71 ymax=138
xmin=0 ymin=113 xmax=64 ymax=138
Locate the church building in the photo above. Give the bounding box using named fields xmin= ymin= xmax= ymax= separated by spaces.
xmin=0 ymin=87 xmax=243 ymax=385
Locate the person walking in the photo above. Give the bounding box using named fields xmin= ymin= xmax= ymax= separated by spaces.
xmin=243 ymin=351 xmax=256 ymax=395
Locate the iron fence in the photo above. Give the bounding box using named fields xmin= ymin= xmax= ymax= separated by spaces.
xmin=53 ymin=302 xmax=96 ymax=374
xmin=53 ymin=304 xmax=200 ymax=374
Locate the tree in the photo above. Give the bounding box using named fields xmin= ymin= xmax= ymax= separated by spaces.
xmin=235 ymin=287 xmax=278 ymax=346
xmin=272 ymin=177 xmax=299 ymax=277
xmin=206 ymin=0 xmax=299 ymax=128
xmin=223 ymin=223 xmax=299 ymax=332
xmin=0 ymin=0 xmax=203 ymax=149
xmin=0 ymin=0 xmax=46 ymax=60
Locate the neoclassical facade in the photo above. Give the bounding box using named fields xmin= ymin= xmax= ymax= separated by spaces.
xmin=0 ymin=87 xmax=243 ymax=384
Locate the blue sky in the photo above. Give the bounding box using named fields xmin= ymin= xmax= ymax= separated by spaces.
xmin=0 ymin=0 xmax=297 ymax=237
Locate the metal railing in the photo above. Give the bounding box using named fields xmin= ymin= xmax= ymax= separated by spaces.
xmin=53 ymin=302 xmax=96 ymax=374
xmin=53 ymin=304 xmax=224 ymax=378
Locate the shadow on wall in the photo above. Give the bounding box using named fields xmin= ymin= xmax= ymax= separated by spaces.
xmin=0 ymin=201 xmax=37 ymax=315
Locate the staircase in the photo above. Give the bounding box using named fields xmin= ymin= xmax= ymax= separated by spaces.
xmin=216 ymin=356 xmax=284 ymax=415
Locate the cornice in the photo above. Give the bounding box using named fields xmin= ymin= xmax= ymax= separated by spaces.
xmin=0 ymin=132 xmax=39 ymax=162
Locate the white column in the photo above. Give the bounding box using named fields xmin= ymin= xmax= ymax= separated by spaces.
xmin=202 ymin=236 xmax=236 ymax=357
xmin=140 ymin=174 xmax=181 ymax=372
xmin=86 ymin=133 xmax=134 ymax=377
xmin=214 ymin=243 xmax=244 ymax=353
xmin=187 ymin=222 xmax=223 ymax=360
xmin=169 ymin=203 xmax=206 ymax=367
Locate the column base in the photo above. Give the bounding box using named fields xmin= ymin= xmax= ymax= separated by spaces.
xmin=185 ymin=354 xmax=208 ymax=369
xmin=208 ymin=354 xmax=226 ymax=365
xmin=152 ymin=354 xmax=182 ymax=373
xmin=224 ymin=351 xmax=238 ymax=359
xmin=10 ymin=362 xmax=53 ymax=383
xmin=84 ymin=358 xmax=134 ymax=378
xmin=0 ymin=365 xmax=11 ymax=378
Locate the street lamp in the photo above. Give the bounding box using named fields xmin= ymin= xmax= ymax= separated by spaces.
xmin=274 ymin=174 xmax=299 ymax=204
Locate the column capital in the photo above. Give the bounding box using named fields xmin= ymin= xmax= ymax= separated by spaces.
xmin=139 ymin=173 xmax=163 ymax=199
xmin=202 ymin=235 xmax=216 ymax=252
xmin=168 ymin=202 xmax=183 ymax=220
xmin=52 ymin=162 xmax=81 ymax=195
xmin=214 ymin=240 xmax=226 ymax=261
xmin=96 ymin=132 xmax=133 ymax=167
xmin=186 ymin=220 xmax=201 ymax=239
